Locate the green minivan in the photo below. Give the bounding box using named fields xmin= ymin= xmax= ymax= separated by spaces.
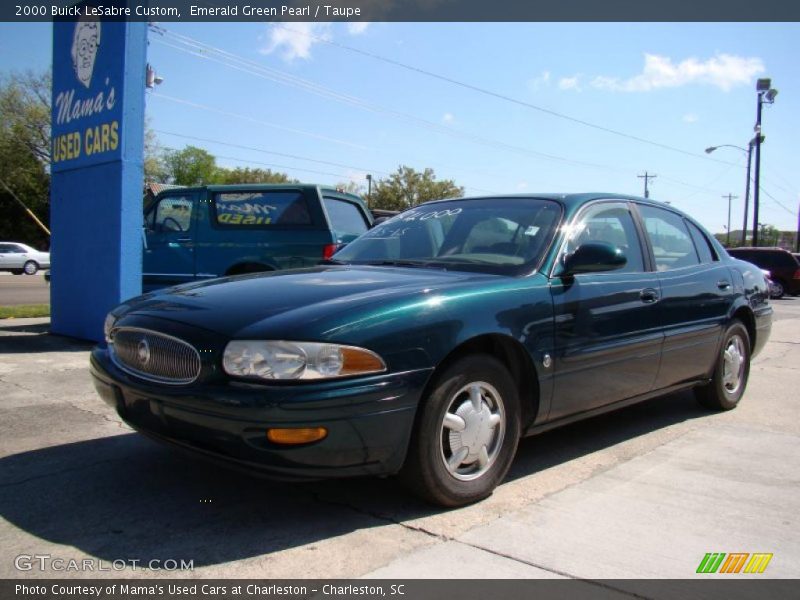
xmin=143 ymin=184 xmax=372 ymax=290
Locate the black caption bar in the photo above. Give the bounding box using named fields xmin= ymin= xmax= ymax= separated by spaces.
xmin=3 ymin=0 xmax=800 ymax=22
xmin=4 ymin=579 xmax=799 ymax=600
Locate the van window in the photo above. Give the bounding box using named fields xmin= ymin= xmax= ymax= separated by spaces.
xmin=214 ymin=191 xmax=311 ymax=227
xmin=154 ymin=196 xmax=194 ymax=232
xmin=323 ymin=197 xmax=369 ymax=236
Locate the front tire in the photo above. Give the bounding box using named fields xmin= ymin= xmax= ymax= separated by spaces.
xmin=695 ymin=320 xmax=751 ymax=411
xmin=771 ymin=279 xmax=785 ymax=299
xmin=400 ymin=354 xmax=520 ymax=507
xmin=23 ymin=260 xmax=38 ymax=275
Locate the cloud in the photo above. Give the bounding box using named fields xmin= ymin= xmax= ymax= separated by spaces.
xmin=261 ymin=22 xmax=370 ymax=61
xmin=347 ymin=22 xmax=370 ymax=35
xmin=442 ymin=112 xmax=455 ymax=124
xmin=558 ymin=76 xmax=581 ymax=91
xmin=682 ymin=113 xmax=699 ymax=123
xmin=528 ymin=70 xmax=551 ymax=91
xmin=261 ymin=23 xmax=331 ymax=61
xmin=516 ymin=181 xmax=529 ymax=190
xmin=590 ymin=53 xmax=764 ymax=92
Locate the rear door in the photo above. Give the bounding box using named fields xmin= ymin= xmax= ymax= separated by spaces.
xmin=549 ymin=201 xmax=663 ymax=420
xmin=0 ymin=244 xmax=17 ymax=269
xmin=635 ymin=204 xmax=734 ymax=388
xmin=143 ymin=192 xmax=198 ymax=289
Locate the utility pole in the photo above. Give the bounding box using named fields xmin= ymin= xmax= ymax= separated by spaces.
xmin=752 ymin=78 xmax=778 ymax=247
xmin=723 ymin=194 xmax=737 ymax=247
xmin=796 ymin=202 xmax=800 ymax=253
xmin=365 ymin=174 xmax=372 ymax=208
xmin=638 ymin=172 xmax=657 ymax=198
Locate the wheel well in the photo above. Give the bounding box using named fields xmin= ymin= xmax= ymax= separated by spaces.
xmin=733 ymin=307 xmax=756 ymax=351
xmin=425 ymin=334 xmax=540 ymax=428
xmin=225 ymin=262 xmax=273 ymax=276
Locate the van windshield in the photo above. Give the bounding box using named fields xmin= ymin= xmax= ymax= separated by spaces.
xmin=333 ymin=198 xmax=562 ymax=275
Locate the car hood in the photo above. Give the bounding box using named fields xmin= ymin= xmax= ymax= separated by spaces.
xmin=121 ymin=265 xmax=499 ymax=337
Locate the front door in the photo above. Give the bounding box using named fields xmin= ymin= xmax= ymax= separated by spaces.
xmin=549 ymin=201 xmax=663 ymax=421
xmin=143 ymin=192 xmax=198 ymax=290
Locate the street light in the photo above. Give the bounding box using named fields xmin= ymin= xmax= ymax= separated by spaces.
xmin=706 ymin=136 xmax=762 ymax=246
xmin=753 ymin=77 xmax=778 ymax=247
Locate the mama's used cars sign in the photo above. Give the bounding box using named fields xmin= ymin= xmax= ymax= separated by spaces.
xmin=51 ymin=14 xmax=123 ymax=169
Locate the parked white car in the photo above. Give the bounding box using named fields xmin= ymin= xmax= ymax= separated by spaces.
xmin=0 ymin=242 xmax=51 ymax=275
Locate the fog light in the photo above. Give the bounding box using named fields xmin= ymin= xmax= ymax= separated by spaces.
xmin=267 ymin=427 xmax=328 ymax=445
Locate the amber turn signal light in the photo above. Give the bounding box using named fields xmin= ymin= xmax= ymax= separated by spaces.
xmin=267 ymin=427 xmax=328 ymax=445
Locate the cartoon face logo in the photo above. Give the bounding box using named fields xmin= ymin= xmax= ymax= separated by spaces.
xmin=71 ymin=18 xmax=101 ymax=88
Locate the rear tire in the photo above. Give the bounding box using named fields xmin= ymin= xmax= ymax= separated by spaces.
xmin=23 ymin=261 xmax=38 ymax=275
xmin=399 ymin=354 xmax=520 ymax=507
xmin=771 ymin=279 xmax=785 ymax=299
xmin=695 ymin=320 xmax=751 ymax=411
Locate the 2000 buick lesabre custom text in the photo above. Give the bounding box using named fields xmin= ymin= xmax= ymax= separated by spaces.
xmin=91 ymin=194 xmax=772 ymax=506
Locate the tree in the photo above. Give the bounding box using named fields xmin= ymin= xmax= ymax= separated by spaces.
xmin=370 ymin=166 xmax=463 ymax=211
xmin=163 ymin=145 xmax=220 ymax=186
xmin=0 ymin=70 xmax=51 ymax=248
xmin=215 ymin=166 xmax=295 ymax=184
xmin=143 ymin=117 xmax=168 ymax=182
xmin=335 ymin=180 xmax=364 ymax=195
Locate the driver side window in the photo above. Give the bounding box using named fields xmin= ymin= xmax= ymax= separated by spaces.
xmin=563 ymin=202 xmax=644 ymax=273
xmin=154 ymin=196 xmax=194 ymax=233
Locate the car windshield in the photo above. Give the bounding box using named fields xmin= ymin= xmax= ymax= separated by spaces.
xmin=332 ymin=198 xmax=562 ymax=275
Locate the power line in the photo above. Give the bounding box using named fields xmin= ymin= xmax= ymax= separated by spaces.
xmin=151 ymin=92 xmax=372 ymax=151
xmin=149 ymin=26 xmax=791 ymax=209
xmin=150 ymin=27 xmax=638 ymax=174
xmin=273 ymin=24 xmax=798 ymax=204
xmin=157 ymin=132 xmax=500 ymax=195
xmin=271 ymin=24 xmax=743 ymax=167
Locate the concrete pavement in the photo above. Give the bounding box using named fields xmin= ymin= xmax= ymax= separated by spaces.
xmin=1 ymin=299 xmax=799 ymax=580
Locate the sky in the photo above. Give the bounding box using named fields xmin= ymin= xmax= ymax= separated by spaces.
xmin=1 ymin=21 xmax=798 ymax=234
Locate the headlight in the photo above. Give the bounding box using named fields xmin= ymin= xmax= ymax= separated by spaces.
xmin=222 ymin=341 xmax=386 ymax=381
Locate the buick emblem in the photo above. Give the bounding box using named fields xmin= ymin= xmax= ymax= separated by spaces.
xmin=136 ymin=338 xmax=151 ymax=367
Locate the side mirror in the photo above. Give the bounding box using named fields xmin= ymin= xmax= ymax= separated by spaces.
xmin=562 ymin=241 xmax=627 ymax=275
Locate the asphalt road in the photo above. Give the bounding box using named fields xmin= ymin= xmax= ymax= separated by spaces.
xmin=0 ymin=272 xmax=50 ymax=306
xmin=0 ymin=299 xmax=798 ymax=583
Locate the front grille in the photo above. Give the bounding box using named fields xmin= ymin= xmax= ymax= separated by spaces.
xmin=110 ymin=327 xmax=201 ymax=385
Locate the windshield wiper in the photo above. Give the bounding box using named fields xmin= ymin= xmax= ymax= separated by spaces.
xmin=360 ymin=260 xmax=431 ymax=268
xmin=320 ymin=258 xmax=349 ymax=265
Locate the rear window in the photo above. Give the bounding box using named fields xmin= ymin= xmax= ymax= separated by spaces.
xmin=323 ymin=197 xmax=369 ymax=236
xmin=213 ymin=191 xmax=312 ymax=227
xmin=686 ymin=220 xmax=717 ymax=263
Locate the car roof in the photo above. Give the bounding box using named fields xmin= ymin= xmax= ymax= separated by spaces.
xmin=156 ymin=183 xmax=367 ymax=206
xmin=422 ymin=193 xmax=680 ymax=212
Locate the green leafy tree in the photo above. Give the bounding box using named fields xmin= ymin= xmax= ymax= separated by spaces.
xmin=0 ymin=70 xmax=51 ymax=248
xmin=371 ymin=166 xmax=463 ymax=211
xmin=215 ymin=166 xmax=295 ymax=184
xmin=163 ymin=145 xmax=220 ymax=186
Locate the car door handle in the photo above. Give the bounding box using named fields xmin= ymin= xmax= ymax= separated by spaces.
xmin=717 ymin=280 xmax=731 ymax=290
xmin=640 ymin=288 xmax=659 ymax=303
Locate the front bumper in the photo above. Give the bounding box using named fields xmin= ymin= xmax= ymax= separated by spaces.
xmin=90 ymin=347 xmax=433 ymax=480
